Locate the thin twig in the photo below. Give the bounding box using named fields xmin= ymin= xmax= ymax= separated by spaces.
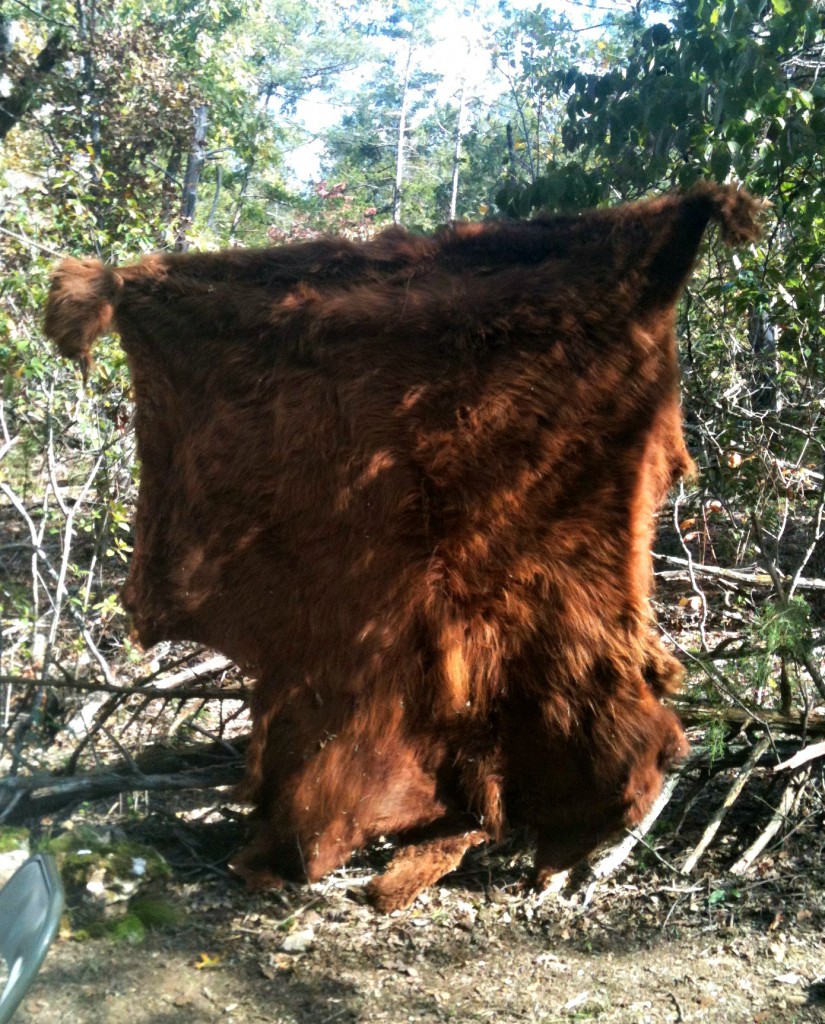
xmin=789 ymin=464 xmax=825 ymax=598
xmin=0 ymin=223 xmax=64 ymax=257
xmin=674 ymin=482 xmax=709 ymax=649
xmin=0 ymin=481 xmax=117 ymax=686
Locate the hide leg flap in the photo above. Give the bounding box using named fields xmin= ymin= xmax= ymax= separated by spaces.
xmin=229 ymin=816 xmax=361 ymax=890
xmin=366 ymin=827 xmax=490 ymax=913
xmin=533 ymin=828 xmax=608 ymax=891
xmin=228 ymin=843 xmax=288 ymax=892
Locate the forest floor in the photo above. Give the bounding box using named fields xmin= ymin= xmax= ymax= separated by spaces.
xmin=7 ymin=776 xmax=825 ymax=1024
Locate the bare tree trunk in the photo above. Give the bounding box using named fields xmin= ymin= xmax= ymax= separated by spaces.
xmin=175 ymin=104 xmax=208 ymax=252
xmin=229 ymin=162 xmax=251 ymax=244
xmin=160 ymin=148 xmax=182 ymax=226
xmin=748 ymin=307 xmax=780 ymax=413
xmin=75 ymin=1 xmax=101 ymax=171
xmin=207 ymin=163 xmax=222 ymax=230
xmin=393 ymin=40 xmax=414 ymax=226
xmin=449 ymin=81 xmax=466 ymax=221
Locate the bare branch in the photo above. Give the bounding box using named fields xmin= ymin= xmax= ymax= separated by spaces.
xmin=680 ymin=735 xmax=772 ymax=874
xmin=729 ymin=767 xmax=810 ymax=876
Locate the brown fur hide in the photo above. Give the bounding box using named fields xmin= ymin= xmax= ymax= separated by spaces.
xmin=44 ymin=182 xmax=763 ymax=910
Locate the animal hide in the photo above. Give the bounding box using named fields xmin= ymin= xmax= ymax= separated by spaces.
xmin=45 ymin=182 xmax=763 ymax=910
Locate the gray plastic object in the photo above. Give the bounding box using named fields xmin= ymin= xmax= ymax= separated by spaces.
xmin=0 ymin=854 xmax=64 ymax=1024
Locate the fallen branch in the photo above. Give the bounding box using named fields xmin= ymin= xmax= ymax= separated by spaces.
xmin=680 ymin=735 xmax=771 ymax=874
xmin=729 ymin=767 xmax=810 ymax=876
xmin=589 ymin=768 xmax=685 ymax=881
xmin=773 ymin=739 xmax=825 ymax=773
xmin=673 ymin=703 xmax=825 ymax=737
xmin=0 ymin=657 xmax=247 ymax=702
xmin=0 ymin=760 xmax=246 ymax=823
xmin=653 ymin=553 xmax=825 ymax=592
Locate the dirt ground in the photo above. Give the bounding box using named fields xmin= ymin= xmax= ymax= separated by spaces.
xmin=11 ymin=791 xmax=825 ymax=1024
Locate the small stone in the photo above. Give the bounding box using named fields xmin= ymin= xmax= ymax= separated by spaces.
xmin=281 ymin=927 xmax=315 ymax=953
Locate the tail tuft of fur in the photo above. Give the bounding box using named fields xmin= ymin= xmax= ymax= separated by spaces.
xmin=692 ymin=181 xmax=767 ymax=246
xmin=44 ymin=258 xmax=123 ymax=380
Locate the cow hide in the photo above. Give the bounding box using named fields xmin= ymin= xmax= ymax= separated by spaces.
xmin=44 ymin=182 xmax=763 ymax=910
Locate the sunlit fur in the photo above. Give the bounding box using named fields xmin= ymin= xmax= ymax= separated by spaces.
xmin=45 ymin=183 xmax=762 ymax=910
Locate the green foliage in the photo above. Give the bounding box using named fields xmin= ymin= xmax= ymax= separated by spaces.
xmin=0 ymin=826 xmax=29 ymax=853
xmin=129 ymin=895 xmax=183 ymax=929
xmin=752 ymin=596 xmax=814 ymax=662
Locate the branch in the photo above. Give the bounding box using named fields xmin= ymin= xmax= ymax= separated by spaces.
xmin=773 ymin=739 xmax=825 ymax=773
xmin=589 ymin=767 xmax=685 ymax=882
xmin=673 ymin=703 xmax=825 ymax=737
xmin=680 ymin=736 xmax=772 ymax=874
xmin=0 ymin=223 xmax=64 ymax=258
xmin=729 ymin=767 xmax=810 ymax=876
xmin=653 ymin=553 xmax=825 ymax=593
xmin=0 ymin=762 xmax=246 ymax=823
xmin=0 ymin=674 xmax=247 ymax=702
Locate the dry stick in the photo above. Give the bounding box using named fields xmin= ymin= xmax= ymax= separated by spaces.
xmin=589 ymin=769 xmax=685 ymax=882
xmin=653 ymin=554 xmax=825 ymax=592
xmin=662 ymin=626 xmax=778 ymax=744
xmin=0 ymin=224 xmax=65 ymax=257
xmin=789 ymin=466 xmax=825 ymax=598
xmin=0 ymin=482 xmax=117 ymax=686
xmin=773 ymin=739 xmax=825 ymax=773
xmin=0 ymin=656 xmax=243 ymax=701
xmin=729 ymin=767 xmax=811 ymax=876
xmin=0 ymin=678 xmax=246 ymax=701
xmin=63 ymin=658 xmax=233 ymax=768
xmin=674 ymin=482 xmax=709 ymax=650
xmin=0 ymin=400 xmax=20 ymax=461
xmin=42 ymin=436 xmax=104 ymax=681
xmin=680 ymin=735 xmax=772 ymax=875
xmin=0 ymin=763 xmax=246 ymax=821
xmin=673 ymin=704 xmax=825 ymax=737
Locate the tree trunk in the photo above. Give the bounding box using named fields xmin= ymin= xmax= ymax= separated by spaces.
xmin=748 ymin=307 xmax=780 ymax=413
xmin=207 ymin=163 xmax=222 ymax=230
xmin=449 ymin=81 xmax=466 ymax=221
xmin=175 ymin=104 xmax=209 ymax=252
xmin=393 ymin=41 xmax=414 ymax=226
xmin=160 ymin=148 xmax=182 ymax=226
xmin=229 ymin=162 xmax=251 ymax=244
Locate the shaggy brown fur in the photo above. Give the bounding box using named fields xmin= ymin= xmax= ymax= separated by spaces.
xmin=44 ymin=182 xmax=763 ymax=910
